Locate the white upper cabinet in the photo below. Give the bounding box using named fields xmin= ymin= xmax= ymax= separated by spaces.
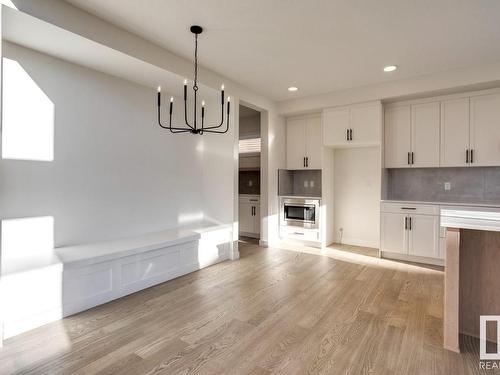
xmin=286 ymin=115 xmax=322 ymax=169
xmin=286 ymin=118 xmax=307 ymax=169
xmin=411 ymin=102 xmax=440 ymax=168
xmin=470 ymin=93 xmax=500 ymax=166
xmin=440 ymin=98 xmax=470 ymax=167
xmin=384 ymin=102 xmax=440 ymax=168
xmin=305 ymin=116 xmax=322 ymax=169
xmin=323 ymin=102 xmax=381 ymax=148
xmin=323 ymin=107 xmax=349 ymax=146
xmin=385 ymin=90 xmax=500 ymax=169
xmin=384 ymin=106 xmax=411 ymax=168
xmin=350 ymin=102 xmax=382 ymax=146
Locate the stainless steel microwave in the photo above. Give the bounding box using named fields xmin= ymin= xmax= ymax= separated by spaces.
xmin=280 ymin=197 xmax=320 ymax=229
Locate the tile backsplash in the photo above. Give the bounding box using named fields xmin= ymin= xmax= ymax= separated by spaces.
xmin=239 ymin=170 xmax=260 ymax=195
xmin=387 ymin=167 xmax=500 ymax=204
xmin=278 ymin=169 xmax=322 ymax=197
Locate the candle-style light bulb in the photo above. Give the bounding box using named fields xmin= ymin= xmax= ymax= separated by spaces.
xmin=221 ymin=84 xmax=225 ymax=105
xmin=202 ymin=100 xmax=205 ymax=107
xmin=169 ymin=96 xmax=173 ymax=115
xmin=202 ymin=100 xmax=205 ymax=118
xmin=227 ymin=96 xmax=230 ymax=114
xmin=183 ymin=79 xmax=188 ymax=85
xmin=157 ymin=86 xmax=161 ymax=107
xmin=183 ymin=79 xmax=187 ymax=100
xmin=221 ymin=84 xmax=225 ymax=90
xmin=157 ymin=86 xmax=161 ymax=92
xmin=170 ymin=97 xmax=174 ymax=103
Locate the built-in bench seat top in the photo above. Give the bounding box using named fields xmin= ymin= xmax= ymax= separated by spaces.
xmin=1 ymin=220 xmax=231 ymax=276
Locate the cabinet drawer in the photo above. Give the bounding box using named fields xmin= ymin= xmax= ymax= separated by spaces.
xmin=280 ymin=226 xmax=319 ymax=242
xmin=381 ymin=202 xmax=439 ymax=216
xmin=239 ymin=196 xmax=260 ymax=204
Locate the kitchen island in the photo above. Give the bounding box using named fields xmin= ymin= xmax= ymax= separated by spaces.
xmin=442 ymin=206 xmax=500 ymax=352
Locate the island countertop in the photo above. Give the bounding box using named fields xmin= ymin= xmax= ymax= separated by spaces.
xmin=440 ymin=205 xmax=500 ymax=232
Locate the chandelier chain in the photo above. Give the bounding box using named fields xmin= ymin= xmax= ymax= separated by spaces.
xmin=194 ymin=34 xmax=198 ymax=90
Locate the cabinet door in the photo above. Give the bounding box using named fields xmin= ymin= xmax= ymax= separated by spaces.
xmin=286 ymin=118 xmax=306 ymax=169
xmin=305 ymin=116 xmax=322 ymax=168
xmin=323 ymin=107 xmax=350 ymax=146
xmin=440 ymin=98 xmax=470 ymax=167
xmin=470 ymin=94 xmax=500 ymax=166
xmin=411 ymin=102 xmax=440 ymax=167
xmin=239 ymin=202 xmax=254 ymax=233
xmin=253 ymin=204 xmax=260 ymax=234
xmin=350 ymin=102 xmax=381 ymax=146
xmin=384 ymin=106 xmax=411 ymax=168
xmin=380 ymin=212 xmax=407 ymax=254
xmin=407 ymin=215 xmax=439 ymax=258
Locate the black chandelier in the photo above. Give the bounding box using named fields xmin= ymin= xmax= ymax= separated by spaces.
xmin=157 ymin=25 xmax=230 ymax=135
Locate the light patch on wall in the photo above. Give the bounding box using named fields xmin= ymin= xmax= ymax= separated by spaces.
xmin=1 ymin=216 xmax=54 ymax=259
xmin=177 ymin=211 xmax=204 ymax=225
xmin=2 ymin=58 xmax=54 ymax=161
xmin=0 ymin=0 xmax=18 ymax=9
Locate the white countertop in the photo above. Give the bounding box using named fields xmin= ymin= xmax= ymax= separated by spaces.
xmin=440 ymin=206 xmax=500 ymax=232
xmin=382 ymin=199 xmax=500 ymax=232
xmin=381 ymin=199 xmax=500 ymax=209
xmin=280 ymin=195 xmax=321 ymax=200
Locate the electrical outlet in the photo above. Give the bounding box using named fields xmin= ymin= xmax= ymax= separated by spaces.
xmin=444 ymin=182 xmax=451 ymax=191
xmin=304 ymin=181 xmax=309 ymax=188
xmin=310 ymin=180 xmax=314 ymax=187
xmin=248 ymin=180 xmax=253 ymax=187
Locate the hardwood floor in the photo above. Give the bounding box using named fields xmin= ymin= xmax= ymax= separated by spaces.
xmin=0 ymin=242 xmax=493 ymax=374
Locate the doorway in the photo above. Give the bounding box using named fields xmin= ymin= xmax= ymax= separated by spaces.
xmin=238 ymin=104 xmax=261 ymax=242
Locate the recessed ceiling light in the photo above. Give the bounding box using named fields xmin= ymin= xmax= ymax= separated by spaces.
xmin=288 ymin=86 xmax=298 ymax=92
xmin=383 ymin=65 xmax=398 ymax=72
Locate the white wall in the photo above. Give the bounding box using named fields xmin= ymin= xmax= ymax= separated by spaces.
xmin=0 ymin=0 xmax=287 ymax=249
xmin=333 ymin=147 xmax=381 ymax=248
xmin=0 ymin=42 xmax=231 ymax=247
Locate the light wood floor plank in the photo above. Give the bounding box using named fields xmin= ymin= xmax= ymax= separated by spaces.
xmin=0 ymin=242 xmax=494 ymax=374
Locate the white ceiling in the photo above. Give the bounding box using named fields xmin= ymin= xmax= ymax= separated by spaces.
xmin=65 ymin=0 xmax=500 ymax=101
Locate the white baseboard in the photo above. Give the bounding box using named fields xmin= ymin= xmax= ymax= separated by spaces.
xmin=239 ymin=231 xmax=260 ymax=239
xmin=334 ymin=237 xmax=379 ymax=249
xmin=380 ymin=251 xmax=445 ymax=267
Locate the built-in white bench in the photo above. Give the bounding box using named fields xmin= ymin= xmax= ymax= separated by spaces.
xmin=0 ymin=221 xmax=234 ymax=340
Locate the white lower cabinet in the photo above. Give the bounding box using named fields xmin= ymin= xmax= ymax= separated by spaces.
xmin=239 ymin=195 xmax=260 ymax=238
xmin=380 ymin=212 xmax=407 ymax=255
xmin=380 ymin=202 xmax=442 ymax=264
xmin=407 ymin=214 xmax=439 ymax=258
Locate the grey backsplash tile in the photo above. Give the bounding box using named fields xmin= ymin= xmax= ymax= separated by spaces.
xmin=278 ymin=169 xmax=322 ymax=197
xmin=388 ymin=167 xmax=500 ymax=204
xmin=239 ymin=170 xmax=260 ymax=195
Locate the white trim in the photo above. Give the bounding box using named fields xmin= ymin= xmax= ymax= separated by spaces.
xmin=380 ymin=251 xmax=444 ymax=266
xmin=334 ymin=237 xmax=379 ymax=249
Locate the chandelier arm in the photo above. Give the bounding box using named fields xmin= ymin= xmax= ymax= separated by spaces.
xmin=201 ymin=103 xmax=224 ymax=130
xmin=201 ymin=113 xmax=229 ymax=134
xmin=158 ymin=107 xmax=191 ymax=132
xmin=184 ymin=91 xmax=194 ymax=130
